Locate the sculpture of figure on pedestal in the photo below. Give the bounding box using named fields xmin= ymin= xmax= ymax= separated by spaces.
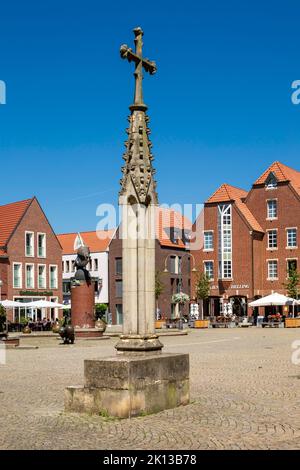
xmin=74 ymin=245 xmax=91 ymax=283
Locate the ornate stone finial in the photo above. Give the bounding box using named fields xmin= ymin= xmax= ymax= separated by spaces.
xmin=120 ymin=26 xmax=156 ymax=110
xmin=119 ymin=28 xmax=158 ymax=205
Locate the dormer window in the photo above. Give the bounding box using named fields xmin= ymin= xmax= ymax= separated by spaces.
xmin=265 ymin=172 xmax=278 ymax=189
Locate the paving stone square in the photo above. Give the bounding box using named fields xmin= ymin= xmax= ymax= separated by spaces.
xmin=1 ymin=329 xmax=300 ymax=450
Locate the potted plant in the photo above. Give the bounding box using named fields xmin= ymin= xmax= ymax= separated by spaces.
xmin=52 ymin=318 xmax=61 ymax=334
xmin=172 ymin=292 xmax=190 ymax=328
xmin=20 ymin=317 xmax=31 ymax=334
xmin=94 ymin=303 xmax=108 ymax=332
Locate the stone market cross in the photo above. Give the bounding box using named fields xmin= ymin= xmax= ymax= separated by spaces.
xmin=65 ymin=28 xmax=189 ymax=417
xmin=116 ymin=26 xmax=162 ymax=353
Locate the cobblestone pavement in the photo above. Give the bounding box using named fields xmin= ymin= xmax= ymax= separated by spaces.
xmin=1 ymin=329 xmax=300 ymax=450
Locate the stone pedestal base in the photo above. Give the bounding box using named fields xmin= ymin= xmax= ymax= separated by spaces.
xmin=71 ymin=280 xmax=95 ymax=329
xmin=115 ymin=334 xmax=163 ymax=355
xmin=74 ymin=328 xmax=104 ymax=339
xmin=65 ymin=353 xmax=189 ymax=418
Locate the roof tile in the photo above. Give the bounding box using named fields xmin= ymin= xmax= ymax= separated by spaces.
xmin=254 ymin=161 xmax=300 ymax=195
xmin=0 ymin=198 xmax=33 ymax=251
xmin=206 ymin=184 xmax=247 ymax=203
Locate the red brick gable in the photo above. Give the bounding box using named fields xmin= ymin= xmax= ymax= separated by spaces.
xmin=0 ymin=198 xmax=33 ymax=251
xmin=254 ymin=161 xmax=300 ymax=195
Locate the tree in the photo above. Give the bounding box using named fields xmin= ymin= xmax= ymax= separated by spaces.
xmin=0 ymin=305 xmax=6 ymax=333
xmin=95 ymin=303 xmax=108 ymax=320
xmin=155 ymin=271 xmax=164 ymax=319
xmin=283 ymin=268 xmax=300 ymax=299
xmin=195 ymin=273 xmax=211 ymax=320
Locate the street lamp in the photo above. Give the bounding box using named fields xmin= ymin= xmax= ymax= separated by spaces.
xmin=163 ymin=253 xmax=198 ymax=320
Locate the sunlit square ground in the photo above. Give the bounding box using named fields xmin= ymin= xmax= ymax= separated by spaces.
xmin=1 ymin=328 xmax=300 ymax=450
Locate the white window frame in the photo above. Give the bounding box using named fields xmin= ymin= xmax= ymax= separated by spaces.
xmin=203 ymin=230 xmax=214 ymax=251
xmin=25 ymin=263 xmax=35 ymax=289
xmin=49 ymin=265 xmax=58 ymax=290
xmin=37 ymin=232 xmax=46 ymax=258
xmin=13 ymin=262 xmax=22 ymax=289
xmin=203 ymin=260 xmax=214 ymax=280
xmin=38 ymin=264 xmax=47 ymax=289
xmin=267 ymin=229 xmax=278 ymax=250
xmin=25 ymin=231 xmax=34 ymax=257
xmin=286 ymin=227 xmax=297 ymax=249
xmin=218 ymin=204 xmax=233 ymax=279
xmin=267 ymin=259 xmax=278 ymax=280
xmin=266 ymin=199 xmax=278 ymax=220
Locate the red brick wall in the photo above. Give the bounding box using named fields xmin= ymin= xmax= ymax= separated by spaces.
xmin=5 ymin=198 xmax=62 ymax=320
xmin=0 ymin=258 xmax=9 ymax=300
xmin=192 ymin=202 xmax=255 ymax=302
xmin=108 ymin=230 xmax=191 ymax=324
xmin=246 ymin=182 xmax=300 ymax=295
xmin=192 ymin=181 xmax=300 ymax=314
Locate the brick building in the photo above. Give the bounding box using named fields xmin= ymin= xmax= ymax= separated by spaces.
xmin=109 ymin=207 xmax=192 ymax=325
xmin=57 ymin=230 xmax=115 ymax=307
xmin=192 ymin=161 xmax=300 ymax=317
xmin=0 ymin=197 xmax=62 ymax=321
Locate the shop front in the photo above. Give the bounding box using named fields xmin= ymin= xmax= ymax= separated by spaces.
xmin=13 ymin=296 xmax=59 ymax=322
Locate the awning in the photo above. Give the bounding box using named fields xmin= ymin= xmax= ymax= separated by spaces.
xmin=249 ymin=293 xmax=298 ymax=307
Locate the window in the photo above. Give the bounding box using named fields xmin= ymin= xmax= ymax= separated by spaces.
xmin=116 ymin=304 xmax=123 ymax=325
xmin=223 ymin=230 xmax=232 ymax=252
xmin=13 ymin=263 xmax=22 ymax=288
xmin=178 ymin=257 xmax=182 ymax=274
xmin=37 ymin=233 xmax=46 ymax=257
xmin=94 ymin=258 xmax=99 ymax=271
xmin=66 ymin=261 xmax=70 ymax=273
xmin=287 ymin=228 xmax=297 ymax=248
xmin=204 ymin=261 xmax=214 ymax=280
xmin=26 ymin=264 xmax=34 ymax=288
xmin=38 ymin=265 xmax=46 ymax=289
xmin=169 ymin=256 xmax=177 ymax=274
xmin=287 ymin=259 xmax=297 ymax=276
xmin=204 ymin=231 xmax=213 ymax=250
xmin=115 ymin=258 xmax=122 ymax=276
xmin=265 ymin=173 xmax=277 ymax=189
xmin=115 ymin=280 xmax=123 ymax=298
xmin=223 ymin=261 xmax=232 ymax=279
xmin=25 ymin=232 xmax=34 ymax=257
xmin=267 ymin=200 xmax=277 ymax=219
xmin=268 ymin=260 xmax=278 ymax=279
xmin=49 ymin=265 xmax=58 ymax=289
xmin=63 ymin=281 xmax=71 ymax=295
xmin=218 ymin=204 xmax=232 ymax=279
xmin=71 ymin=260 xmax=76 ymax=272
xmin=268 ymin=230 xmax=278 ymax=249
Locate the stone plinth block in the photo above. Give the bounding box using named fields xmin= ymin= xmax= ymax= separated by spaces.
xmin=71 ymin=280 xmax=95 ymax=329
xmin=74 ymin=328 xmax=104 ymax=339
xmin=65 ymin=353 xmax=189 ymax=418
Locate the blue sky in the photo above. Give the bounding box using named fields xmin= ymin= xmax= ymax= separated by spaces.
xmin=0 ymin=0 xmax=300 ymax=233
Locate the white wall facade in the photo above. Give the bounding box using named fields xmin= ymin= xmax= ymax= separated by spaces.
xmin=62 ymin=251 xmax=109 ymax=304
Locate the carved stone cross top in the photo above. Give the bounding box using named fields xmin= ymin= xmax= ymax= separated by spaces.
xmin=120 ymin=27 xmax=156 ymax=111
